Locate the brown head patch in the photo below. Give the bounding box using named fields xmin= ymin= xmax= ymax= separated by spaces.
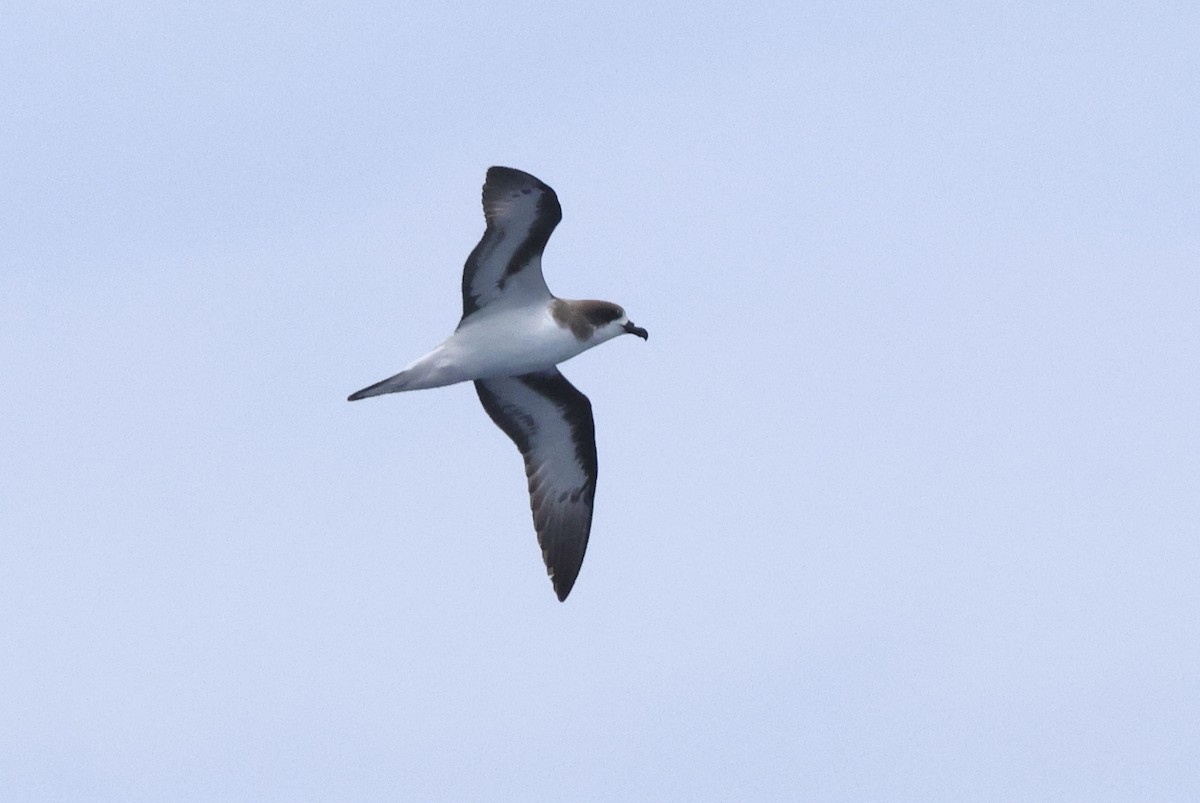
xmin=552 ymin=299 xmax=624 ymax=341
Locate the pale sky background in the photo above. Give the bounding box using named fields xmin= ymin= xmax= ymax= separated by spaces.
xmin=2 ymin=2 xmax=1198 ymax=800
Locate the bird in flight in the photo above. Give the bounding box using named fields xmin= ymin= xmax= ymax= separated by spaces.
xmin=348 ymin=166 xmax=648 ymax=601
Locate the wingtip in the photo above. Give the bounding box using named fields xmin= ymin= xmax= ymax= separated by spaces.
xmin=487 ymin=165 xmax=528 ymax=181
xmin=550 ymin=564 xmax=581 ymax=602
xmin=484 ymin=166 xmax=553 ymax=194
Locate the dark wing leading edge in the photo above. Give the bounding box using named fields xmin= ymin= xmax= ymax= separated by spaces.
xmin=474 ymin=370 xmax=597 ymax=601
xmin=461 ymin=166 xmax=562 ymax=319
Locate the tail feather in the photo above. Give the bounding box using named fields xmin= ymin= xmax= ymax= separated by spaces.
xmin=347 ymin=371 xmax=410 ymax=401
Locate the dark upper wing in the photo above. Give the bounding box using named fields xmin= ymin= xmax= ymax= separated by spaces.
xmin=474 ymin=369 xmax=597 ymax=601
xmin=460 ymin=166 xmax=562 ymax=319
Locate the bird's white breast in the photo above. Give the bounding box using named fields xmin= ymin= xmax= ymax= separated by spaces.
xmin=442 ymin=303 xmax=593 ymax=379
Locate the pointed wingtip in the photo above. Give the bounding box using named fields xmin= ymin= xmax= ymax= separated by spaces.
xmin=550 ymin=564 xmax=581 ymax=602
xmin=487 ymin=165 xmax=538 ymax=184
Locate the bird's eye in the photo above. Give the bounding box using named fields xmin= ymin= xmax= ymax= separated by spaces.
xmin=583 ymin=304 xmax=623 ymax=326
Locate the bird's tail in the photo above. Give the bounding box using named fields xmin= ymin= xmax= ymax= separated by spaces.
xmin=347 ymin=371 xmax=411 ymax=401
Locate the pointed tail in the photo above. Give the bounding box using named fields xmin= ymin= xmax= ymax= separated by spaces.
xmin=347 ymin=371 xmax=411 ymax=401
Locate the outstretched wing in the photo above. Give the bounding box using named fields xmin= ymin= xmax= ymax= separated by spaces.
xmin=461 ymin=166 xmax=562 ymax=319
xmin=474 ymin=369 xmax=597 ymax=601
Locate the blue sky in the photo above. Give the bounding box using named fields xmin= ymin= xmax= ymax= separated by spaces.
xmin=3 ymin=2 xmax=1198 ymax=799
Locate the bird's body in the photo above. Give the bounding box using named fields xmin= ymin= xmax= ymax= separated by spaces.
xmin=348 ymin=166 xmax=647 ymax=600
xmin=349 ymin=299 xmax=622 ymax=395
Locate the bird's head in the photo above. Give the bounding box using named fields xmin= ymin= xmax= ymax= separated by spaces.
xmin=579 ymin=301 xmax=648 ymax=343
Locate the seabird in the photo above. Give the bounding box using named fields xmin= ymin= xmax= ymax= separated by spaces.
xmin=348 ymin=166 xmax=648 ymax=601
